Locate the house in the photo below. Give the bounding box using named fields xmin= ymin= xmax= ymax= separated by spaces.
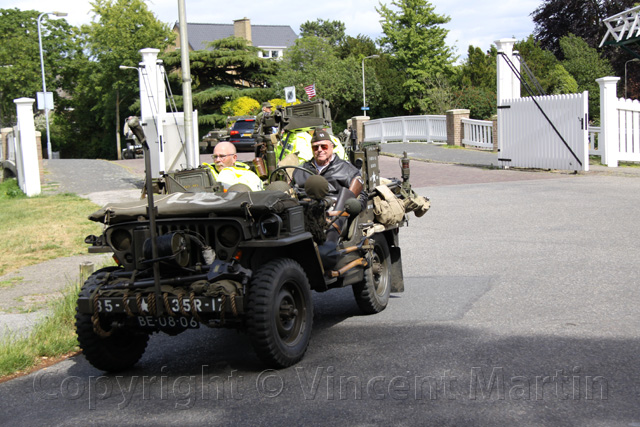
xmin=169 ymin=17 xmax=298 ymax=59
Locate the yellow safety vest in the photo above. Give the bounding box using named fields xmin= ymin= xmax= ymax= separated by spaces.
xmin=202 ymin=161 xmax=263 ymax=191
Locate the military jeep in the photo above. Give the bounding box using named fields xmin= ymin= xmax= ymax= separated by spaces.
xmin=75 ymin=118 xmax=428 ymax=371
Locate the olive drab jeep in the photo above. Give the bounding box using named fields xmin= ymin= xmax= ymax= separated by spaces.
xmin=75 ymin=114 xmax=429 ymax=371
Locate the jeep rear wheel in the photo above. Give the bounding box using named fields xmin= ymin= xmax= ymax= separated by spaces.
xmin=75 ymin=267 xmax=149 ymax=372
xmin=353 ymin=235 xmax=391 ymax=314
xmin=246 ymin=258 xmax=313 ymax=368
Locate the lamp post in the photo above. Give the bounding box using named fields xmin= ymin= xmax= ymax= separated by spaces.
xmin=38 ymin=11 xmax=67 ymax=160
xmin=624 ymin=58 xmax=640 ymax=99
xmin=361 ymin=54 xmax=379 ymax=117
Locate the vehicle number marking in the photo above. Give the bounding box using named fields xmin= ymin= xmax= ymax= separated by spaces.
xmin=137 ymin=316 xmax=199 ymax=328
xmin=97 ymin=297 xmax=215 ymax=313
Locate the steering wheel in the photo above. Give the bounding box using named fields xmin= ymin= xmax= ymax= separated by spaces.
xmin=268 ymin=165 xmax=316 ymax=185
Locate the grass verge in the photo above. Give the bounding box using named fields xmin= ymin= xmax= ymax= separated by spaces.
xmin=0 ymin=179 xmax=102 ymax=276
xmin=0 ymin=279 xmax=81 ymax=379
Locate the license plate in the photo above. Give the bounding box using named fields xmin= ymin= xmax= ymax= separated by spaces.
xmin=95 ymin=296 xmax=217 ymax=314
xmin=242 ymin=133 xmax=252 ymax=137
xmin=136 ymin=315 xmax=199 ymax=329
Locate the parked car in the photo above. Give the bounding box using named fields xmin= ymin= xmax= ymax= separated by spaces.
xmin=227 ymin=117 xmax=256 ymax=152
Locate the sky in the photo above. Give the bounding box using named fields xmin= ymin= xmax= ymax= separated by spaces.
xmin=1 ymin=0 xmax=540 ymax=61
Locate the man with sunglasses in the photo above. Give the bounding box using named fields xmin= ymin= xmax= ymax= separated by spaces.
xmin=209 ymin=141 xmax=263 ymax=191
xmin=293 ymin=128 xmax=365 ymax=206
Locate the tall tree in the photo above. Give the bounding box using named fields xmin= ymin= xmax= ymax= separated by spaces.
xmin=299 ymin=19 xmax=346 ymax=46
xmin=58 ymin=0 xmax=174 ymax=158
xmin=377 ymin=0 xmax=456 ymax=113
xmin=162 ymin=36 xmax=279 ymax=128
xmin=274 ymin=36 xmax=375 ymax=129
xmin=532 ymin=0 xmax=637 ymax=57
xmin=0 ymin=9 xmax=75 ymax=129
xmin=560 ymin=33 xmax=615 ymax=119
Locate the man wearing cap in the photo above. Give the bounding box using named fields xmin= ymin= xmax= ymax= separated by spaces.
xmin=206 ymin=141 xmax=263 ymax=191
xmin=292 ymin=128 xmax=365 ymax=204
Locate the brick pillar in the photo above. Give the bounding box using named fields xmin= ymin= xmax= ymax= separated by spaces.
xmin=491 ymin=114 xmax=498 ymax=152
xmin=351 ymin=115 xmax=370 ymax=144
xmin=446 ymin=109 xmax=469 ymax=146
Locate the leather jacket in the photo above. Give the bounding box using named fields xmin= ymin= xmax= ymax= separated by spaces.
xmin=293 ymin=155 xmax=361 ymax=196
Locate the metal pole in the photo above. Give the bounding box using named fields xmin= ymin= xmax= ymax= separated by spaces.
xmin=362 ymin=57 xmax=366 ymax=117
xmin=361 ymin=55 xmax=379 ymax=118
xmin=37 ymin=12 xmax=66 ymax=160
xmin=178 ymin=0 xmax=195 ymax=168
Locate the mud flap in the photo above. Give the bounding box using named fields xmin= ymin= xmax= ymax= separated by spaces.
xmin=389 ymin=246 xmax=404 ymax=293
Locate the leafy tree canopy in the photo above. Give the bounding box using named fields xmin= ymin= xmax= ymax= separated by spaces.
xmin=300 ymin=19 xmax=346 ymax=46
xmin=377 ymin=0 xmax=456 ymax=112
xmin=0 ymin=8 xmax=76 ymax=127
xmin=163 ymin=37 xmax=279 ymax=128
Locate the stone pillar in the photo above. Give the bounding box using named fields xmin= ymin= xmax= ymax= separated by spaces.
xmin=351 ymin=115 xmax=370 ymax=145
xmin=495 ymin=38 xmax=520 ymax=106
xmin=446 ymin=109 xmax=469 ymax=146
xmin=14 ymin=97 xmax=41 ymax=196
xmin=491 ymin=114 xmax=498 ymax=152
xmin=597 ymin=76 xmax=621 ymax=167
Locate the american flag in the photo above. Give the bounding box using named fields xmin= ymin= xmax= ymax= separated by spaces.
xmin=304 ymin=84 xmax=316 ymax=99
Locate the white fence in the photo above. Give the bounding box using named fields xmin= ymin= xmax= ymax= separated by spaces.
xmin=614 ymin=98 xmax=640 ymax=163
xmin=589 ymin=126 xmax=601 ymax=156
xmin=597 ymin=77 xmax=640 ymax=167
xmin=461 ymin=118 xmax=493 ymax=149
xmin=363 ymin=115 xmax=447 ymax=143
xmin=498 ymin=92 xmax=589 ymax=171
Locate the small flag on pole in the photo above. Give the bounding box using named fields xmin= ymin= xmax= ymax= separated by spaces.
xmin=304 ymin=84 xmax=316 ymax=100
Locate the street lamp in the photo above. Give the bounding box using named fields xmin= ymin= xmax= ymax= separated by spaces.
xmin=362 ymin=54 xmax=379 ymax=117
xmin=624 ymin=58 xmax=640 ymax=99
xmin=38 ymin=11 xmax=67 ymax=159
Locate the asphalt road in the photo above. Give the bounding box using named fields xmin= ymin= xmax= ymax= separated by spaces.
xmin=2 ymin=149 xmax=640 ymax=425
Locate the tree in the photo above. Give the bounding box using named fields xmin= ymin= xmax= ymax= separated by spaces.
xmin=300 ymin=19 xmax=346 ymax=46
xmin=162 ymin=37 xmax=279 ymax=128
xmin=560 ymin=33 xmax=615 ymax=120
xmin=532 ymin=0 xmax=637 ymax=57
xmin=57 ymin=0 xmax=174 ymax=158
xmin=274 ymin=36 xmax=376 ymax=129
xmin=515 ymin=36 xmax=577 ymax=96
xmin=0 ymin=9 xmax=76 ymax=129
xmin=377 ymin=0 xmax=456 ymax=113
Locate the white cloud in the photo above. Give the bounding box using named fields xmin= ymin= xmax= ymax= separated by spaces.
xmin=0 ymin=0 xmax=537 ymax=60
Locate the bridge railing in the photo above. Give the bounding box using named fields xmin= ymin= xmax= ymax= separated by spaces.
xmin=363 ymin=115 xmax=447 ymax=143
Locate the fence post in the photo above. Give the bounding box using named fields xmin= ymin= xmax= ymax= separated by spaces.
xmin=596 ymin=77 xmax=620 ymax=167
xmin=491 ymin=114 xmax=498 ymax=152
xmin=446 ymin=109 xmax=469 ymax=146
xmin=14 ymin=97 xmax=41 ymax=196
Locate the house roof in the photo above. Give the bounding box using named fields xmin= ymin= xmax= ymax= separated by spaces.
xmin=177 ymin=22 xmax=298 ymax=51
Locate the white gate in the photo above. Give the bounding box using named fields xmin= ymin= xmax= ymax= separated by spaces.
xmin=498 ymin=92 xmax=589 ymax=172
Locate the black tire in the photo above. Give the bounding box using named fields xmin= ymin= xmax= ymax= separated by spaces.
xmin=246 ymin=258 xmax=313 ymax=368
xmin=122 ymin=149 xmax=134 ymax=160
xmin=75 ymin=267 xmax=149 ymax=372
xmin=353 ymin=235 xmax=391 ymax=314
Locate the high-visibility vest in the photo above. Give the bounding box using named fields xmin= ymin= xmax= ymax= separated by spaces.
xmin=202 ymin=161 xmax=263 ymax=191
xmin=216 ymin=164 xmax=263 ymax=191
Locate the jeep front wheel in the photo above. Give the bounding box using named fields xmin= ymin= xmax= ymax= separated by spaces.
xmin=353 ymin=235 xmax=391 ymax=314
xmin=246 ymin=258 xmax=313 ymax=368
xmin=75 ymin=267 xmax=149 ymax=372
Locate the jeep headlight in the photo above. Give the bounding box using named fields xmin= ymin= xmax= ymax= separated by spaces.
xmin=217 ymin=225 xmax=241 ymax=248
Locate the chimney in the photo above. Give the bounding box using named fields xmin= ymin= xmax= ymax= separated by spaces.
xmin=234 ymin=18 xmax=252 ymax=45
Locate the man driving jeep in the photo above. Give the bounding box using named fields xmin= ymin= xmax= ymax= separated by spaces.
xmin=292 ymin=128 xmax=366 ymax=207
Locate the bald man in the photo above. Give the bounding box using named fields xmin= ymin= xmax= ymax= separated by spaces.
xmin=210 ymin=141 xmax=263 ymax=191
